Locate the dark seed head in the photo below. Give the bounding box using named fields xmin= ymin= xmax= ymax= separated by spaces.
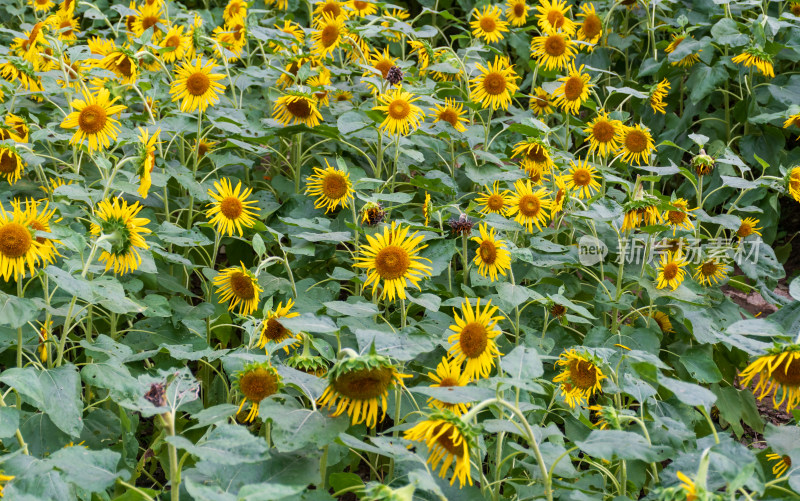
xmin=386 ymin=66 xmax=403 ymax=85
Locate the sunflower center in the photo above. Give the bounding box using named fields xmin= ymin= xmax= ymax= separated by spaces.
xmin=433 ymin=424 xmax=463 ymax=456
xmin=198 ymin=142 xmax=210 ymax=157
xmin=240 ymin=368 xmax=279 ymax=401
xmin=30 ymin=220 xmax=47 ymax=244
xmin=460 ymin=322 xmax=488 ymax=358
xmin=439 ymin=109 xmax=458 ymax=127
xmin=35 ymin=0 xmax=48 ymax=4
xmin=287 ymin=98 xmax=312 ymax=118
xmin=582 ymin=14 xmax=601 ymax=38
xmin=592 ymin=120 xmax=615 ymax=143
xmin=480 ymin=15 xmax=497 ymax=33
xmin=320 ymin=25 xmax=340 ymax=47
xmin=486 ymin=193 xmax=504 ymax=211
xmin=546 ymin=9 xmax=565 ymax=29
xmin=375 ymin=60 xmax=393 ymax=78
xmin=544 ymin=34 xmax=566 ymax=56
xmin=551 ymin=304 xmax=567 ymax=317
xmin=771 ymin=354 xmax=800 ymax=386
xmin=737 ymin=223 xmax=753 ymax=238
xmin=59 ymin=20 xmax=74 ymax=36
xmin=374 ymin=245 xmax=411 ymax=280
xmin=518 ymin=194 xmax=541 ymax=217
xmin=0 ymin=222 xmax=32 ymax=258
xmin=322 ymin=3 xmax=341 ymax=17
xmin=141 ymin=16 xmax=160 ymax=31
xmin=117 ymin=56 xmax=133 ymax=77
xmin=668 ymin=210 xmax=686 ymax=225
xmin=78 ymin=104 xmax=108 ymax=135
xmin=479 ymin=240 xmax=497 ymax=264
xmin=186 ymin=72 xmax=211 ymax=96
xmin=438 ymin=376 xmax=459 ymax=387
xmin=264 ymin=317 xmax=289 ymax=341
xmin=220 ymin=196 xmax=244 ymax=219
xmin=569 ymin=359 xmax=598 ymax=390
xmin=526 ymin=145 xmax=547 ymax=162
xmin=653 ymin=316 xmax=668 ymax=333
xmin=388 ymin=99 xmax=411 ymax=120
xmin=353 ymin=0 xmax=368 ymax=10
xmin=0 ymin=151 xmax=18 ymax=173
xmin=322 ymin=172 xmax=348 ymax=199
xmin=572 ymin=168 xmax=591 ymax=187
xmin=662 ymin=262 xmax=679 ymax=280
xmin=513 ymin=3 xmax=525 ymax=16
xmin=483 ymin=72 xmax=507 ymax=96
xmin=783 ymin=455 xmax=793 ymax=466
xmin=625 ymin=130 xmax=647 ymax=153
xmin=332 ymin=366 xmax=394 ymax=400
xmin=166 ymin=35 xmax=181 ymax=48
xmin=793 ymin=4 xmax=800 ymax=16
xmin=563 ymin=76 xmax=584 ymax=101
xmin=229 ymin=271 xmax=255 ymax=300
xmin=701 ymin=261 xmax=718 ymax=276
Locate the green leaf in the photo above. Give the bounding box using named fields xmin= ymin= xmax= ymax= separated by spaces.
xmin=575 ymin=430 xmax=670 ymax=461
xmin=0 ymin=407 xmax=20 ymax=439
xmin=710 ymin=18 xmax=748 ymax=46
xmin=279 ymin=314 xmax=338 ymax=333
xmin=409 ymin=385 xmax=497 ymax=404
xmin=168 ymin=424 xmax=269 ymax=464
xmin=49 ymin=447 xmax=123 ymax=492
xmin=501 ymin=345 xmax=544 ymax=379
xmin=680 ymin=346 xmax=722 ymax=383
xmin=658 ymin=375 xmax=716 ymax=408
xmin=0 ymin=292 xmax=38 ymax=329
xmin=406 ymin=293 xmax=441 ymax=312
xmin=324 ymin=300 xmax=379 ymax=317
xmin=686 ymin=63 xmax=728 ymax=104
xmin=354 ymin=328 xmax=437 ymax=362
xmin=0 ymin=367 xmax=44 ymax=405
xmin=259 ymin=399 xmax=349 ymax=452
xmin=39 ymin=365 xmax=83 ymax=437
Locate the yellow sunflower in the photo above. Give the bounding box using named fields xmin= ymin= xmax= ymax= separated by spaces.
xmin=584 ymin=112 xmax=622 ymax=156
xmin=576 ymin=3 xmax=602 ymax=50
xmin=305 ymin=160 xmax=354 ymax=213
xmin=430 ymin=98 xmax=469 ymax=132
xmin=530 ymin=31 xmax=577 ymax=71
xmin=536 ymin=0 xmax=576 ymax=35
xmin=427 ymin=357 xmax=471 ymax=415
xmin=408 ymin=39 xmax=431 ymax=69
xmin=469 ymin=56 xmax=520 ymax=110
xmin=234 ymin=362 xmax=282 ymax=422
xmin=318 ymin=351 xmax=409 ymax=427
xmin=553 ymin=349 xmax=607 ymax=408
xmin=60 ymin=89 xmax=126 ymax=152
xmin=170 ymin=58 xmax=226 ymax=113
xmin=739 ymin=344 xmax=800 ymax=412
xmin=621 ymin=202 xmax=661 ymax=232
xmin=373 ymin=88 xmax=425 ymax=136
xmin=270 ymin=21 xmax=305 ymax=53
xmin=563 ymin=159 xmax=601 ymax=199
xmin=0 ymin=472 xmax=14 ymax=497
xmin=213 ymin=263 xmax=262 ymax=315
xmin=619 ymin=124 xmax=656 ymax=166
xmin=0 ymin=60 xmax=43 ymax=94
xmin=505 ymin=0 xmax=529 ymax=26
xmin=129 ymin=2 xmax=166 ymax=40
xmin=693 ymin=258 xmax=729 ymax=286
xmin=354 ymin=221 xmax=433 ymax=300
xmin=786 ymin=166 xmax=800 ymax=203
xmin=212 ymin=21 xmax=247 ymax=62
xmin=447 ymin=298 xmax=503 ymax=379
xmin=366 ymin=47 xmax=396 ymax=79
xmin=309 ymin=70 xmax=332 ymax=106
xmin=507 ymin=179 xmax=553 ymax=232
xmin=423 ymin=192 xmax=432 ymax=226
xmin=784 ymin=114 xmax=800 ymax=139
xmin=160 ymin=25 xmax=191 ymax=63
xmin=736 ymin=217 xmax=762 ymax=239
xmin=404 ymin=411 xmax=475 ymax=487
xmin=471 ymin=223 xmax=511 ymax=282
xmin=38 ymin=320 xmax=52 ymax=362
xmin=512 ymin=138 xmax=554 ymax=174
xmin=2 ymin=114 xmax=29 ymax=143
xmin=664 ymin=198 xmax=695 ymax=234
xmin=553 ymin=63 xmax=593 ymax=115
xmin=552 ymin=175 xmax=567 ymax=214
xmin=136 ymin=127 xmax=160 ymax=199
xmin=257 ymin=299 xmax=300 ymax=352
xmin=30 ymin=0 xmax=55 ymax=12
xmin=732 ymin=47 xmax=774 ymax=78
xmin=0 ymin=201 xmax=55 ymax=282
xmin=98 ymin=46 xmax=138 ymax=84
xmin=382 ymin=8 xmax=410 ymax=42
xmin=334 ymin=89 xmax=353 ymax=102
xmin=766 ymin=453 xmax=792 ymax=477
xmin=312 ymin=13 xmax=346 ymax=58
xmin=206 ymin=178 xmax=261 ymax=236
xmin=223 ymin=0 xmax=247 ymax=23
xmin=665 ymin=34 xmax=701 ymax=68
xmin=649 ymin=78 xmax=670 ymax=114
xmin=646 ymin=310 xmax=673 ymax=334
xmin=476 ymin=181 xmax=512 ymax=215
xmin=18 ymin=198 xmax=59 ymax=264
xmin=313 ymin=0 xmax=348 ymax=19
xmin=791 ymin=0 xmax=800 ymax=16
xmin=529 ymin=87 xmax=554 ymax=115
xmin=47 ymin=10 xmax=80 ymax=42
xmin=273 ymin=92 xmax=323 ymax=128
xmin=90 ymin=198 xmax=151 ymax=275
xmin=0 ymin=147 xmax=25 ymax=185
xmin=655 ymin=250 xmax=688 ymax=290
xmin=470 ymin=5 xmax=509 ymax=43
xmin=347 ymin=0 xmax=376 ymax=16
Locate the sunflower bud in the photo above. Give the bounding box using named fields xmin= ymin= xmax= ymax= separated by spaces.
xmin=361 ymin=202 xmax=386 ymax=226
xmin=363 ymin=482 xmax=415 ymax=501
xmin=692 ymin=149 xmax=715 ymax=176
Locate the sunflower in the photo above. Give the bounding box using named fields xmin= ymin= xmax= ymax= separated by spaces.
xmin=655 ymin=250 xmax=688 ymax=290
xmin=90 ymin=198 xmax=151 ymax=275
xmin=361 ymin=202 xmax=386 ymax=226
xmin=234 ymin=362 xmax=282 ymax=422
xmin=470 ymin=56 xmax=519 ymax=110
xmin=553 ymin=349 xmax=607 ymax=408
xmin=312 ymin=13 xmax=346 ymax=58
xmin=529 ymin=87 xmax=554 ymax=115
xmin=196 ymin=138 xmax=217 ymax=158
xmin=584 ymin=112 xmax=622 ymax=156
xmin=787 ymin=166 xmax=800 ymax=203
xmin=366 ymin=47 xmax=395 ymax=79
xmin=354 ymin=221 xmax=433 ymax=300
xmin=662 ymin=198 xmax=695 ymax=234
xmin=404 ymin=410 xmax=476 ymax=487
xmin=273 ymin=92 xmax=323 ymax=128
xmin=38 ymin=320 xmax=52 ymax=362
xmin=373 ymin=88 xmax=424 ymax=136
xmin=512 ymin=138 xmax=554 ymax=174
xmin=732 ymin=46 xmax=774 ymax=78
xmin=0 ymin=59 xmax=42 ymax=94
xmin=98 ymin=46 xmax=138 ymax=84
xmin=318 ymin=351 xmax=409 ymax=427
xmin=553 ymin=64 xmax=592 ymax=115
xmin=56 ymin=58 xmax=83 ymax=90
xmin=505 ymin=0 xmax=529 ymax=26
xmin=60 ymin=89 xmax=126 ymax=152
xmin=160 ymin=25 xmax=191 ymax=63
xmin=134 ymin=128 xmax=160 ymax=199
xmin=30 ymin=0 xmax=55 ymax=12
xmin=427 ymin=357 xmax=471 ymax=415
xmin=562 ymin=159 xmax=599 ymax=199
xmin=206 ymin=178 xmax=260 ymax=237
xmin=382 ymin=8 xmax=411 ymax=42
xmin=766 ymin=453 xmax=792 ymax=477
xmin=447 ymin=298 xmax=503 ymax=379
xmin=471 ymin=223 xmax=511 ymax=282
xmin=430 ymin=98 xmax=468 ymax=132
xmin=213 ymin=263 xmax=262 ymax=315
xmin=576 ymin=3 xmax=602 ymax=50
xmin=470 ymin=5 xmax=509 ymax=43
xmin=347 ymin=0 xmax=376 ymax=16
xmin=40 ymin=177 xmax=74 ymax=195
xmin=270 ymin=21 xmax=305 ymax=53
xmin=15 ymin=199 xmax=60 ymax=269
xmin=129 ymin=2 xmax=166 ymax=40
xmin=536 ymin=0 xmax=576 ymax=35
xmin=308 ymin=70 xmax=332 ymax=106
xmin=784 ymin=114 xmax=800 ymax=138
xmin=223 ymin=0 xmax=247 ymax=23
xmin=530 ymin=31 xmax=576 ymax=71
xmin=0 ymin=201 xmax=55 ymax=282
xmin=257 ymin=299 xmax=300 ymax=352
xmin=693 ymin=258 xmax=729 ymax=287
xmin=170 ymin=58 xmax=226 ymax=113
xmin=619 ymin=124 xmax=656 ymax=166
xmin=212 ymin=21 xmax=247 ymax=62
xmin=649 ymin=78 xmax=670 ymax=114
xmin=791 ymin=1 xmax=800 ymax=16
xmin=552 ymin=175 xmax=567 ymax=214
xmin=408 ymin=39 xmax=432 ymax=69
xmin=2 ymin=114 xmax=29 ymax=143
xmin=740 ymin=344 xmax=800 ymax=412
xmin=508 ymin=179 xmax=552 ymax=232
xmin=476 ymin=182 xmax=512 ymax=215
xmin=305 ymin=160 xmax=354 ymax=213
xmin=735 ymin=217 xmax=761 ymax=239
xmin=0 ymin=472 xmax=14 ymax=496
xmin=314 ymin=0 xmax=348 ymax=19
xmin=646 ymin=310 xmax=673 ymax=334
xmin=0 ymin=147 xmax=25 ymax=185
xmin=665 ymin=34 xmax=701 ymax=68
xmin=47 ymin=10 xmax=80 ymax=42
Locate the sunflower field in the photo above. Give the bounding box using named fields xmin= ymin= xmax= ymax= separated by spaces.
xmin=2 ymin=0 xmax=800 ymax=499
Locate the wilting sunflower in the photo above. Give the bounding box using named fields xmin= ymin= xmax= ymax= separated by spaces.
xmin=257 ymin=299 xmax=300 ymax=352
xmin=447 ymin=298 xmax=503 ymax=379
xmin=213 ymin=263 xmax=263 ymax=315
xmin=90 ymin=198 xmax=151 ymax=275
xmin=584 ymin=111 xmax=622 ymax=156
xmin=427 ymin=357 xmax=471 ymax=414
xmin=470 ymin=56 xmax=519 ymax=110
xmin=529 ymin=87 xmax=554 ymax=115
xmin=373 ymin=88 xmax=424 ymax=136
xmin=508 ymin=179 xmax=553 ymax=232
xmin=234 ymin=362 xmax=282 ymax=422
xmin=312 ymin=13 xmax=346 ymax=57
xmin=665 ymin=34 xmax=701 ymax=68
xmin=787 ymin=166 xmax=800 ymax=203
xmin=60 ymin=89 xmax=126 ymax=152
xmin=0 ymin=59 xmax=42 ymax=94
xmin=536 ymin=0 xmax=576 ymax=35
xmin=694 ymin=258 xmax=729 ymax=286
xmin=0 ymin=146 xmax=25 ymax=185
xmin=576 ymin=3 xmax=602 ymax=50
xmin=0 ymin=201 xmax=55 ymax=282
xmin=512 ymin=137 xmax=554 ymax=174
xmin=354 ymin=221 xmax=433 ymax=300
xmin=553 ymin=64 xmax=593 ymax=115
xmin=408 ymin=39 xmax=432 ymax=69
xmin=649 ymin=78 xmax=670 ymax=114
xmin=470 ymin=5 xmax=509 ymax=43
xmin=206 ymin=178 xmax=261 ymax=236
xmin=305 ymin=160 xmax=354 ymax=212
xmin=530 ymin=31 xmax=577 ymax=71
xmin=273 ymin=92 xmax=323 ymax=128
xmin=766 ymin=452 xmax=792 ymax=477
xmin=471 ymin=223 xmax=511 ymax=282
xmin=737 ymin=217 xmax=762 ymax=239
xmin=476 ymin=182 xmax=512 ymax=215
xmin=621 ymin=199 xmax=661 ymax=231
xmin=732 ymin=46 xmax=775 ymax=78
xmin=553 ymin=349 xmax=607 ymax=408
xmin=160 ymin=25 xmax=190 ymax=63
xmin=318 ymin=350 xmax=409 ymax=427
xmin=38 ymin=320 xmax=52 ymax=362
xmin=619 ymin=124 xmax=656 ymax=165
xmin=347 ymin=0 xmax=376 ymax=16
xmin=663 ymin=198 xmax=695 ymax=234
xmin=505 ymin=0 xmax=528 ymax=26
xmin=645 ymin=310 xmax=673 ymax=334
xmin=170 ymin=58 xmax=226 ymax=113
xmin=785 ymin=114 xmax=800 ymax=139
xmin=404 ymin=410 xmax=476 ymax=487
xmin=740 ymin=344 xmax=800 ymax=412
xmin=655 ymin=250 xmax=688 ymax=290
xmin=430 ymin=98 xmax=469 ymax=132
xmin=136 ymin=127 xmax=160 ymax=199
xmin=563 ymin=159 xmax=601 ymax=199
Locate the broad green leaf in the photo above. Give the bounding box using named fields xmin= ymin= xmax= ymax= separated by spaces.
xmin=658 ymin=375 xmax=716 ymax=408
xmin=575 ymin=430 xmax=671 ymax=461
xmin=168 ymin=424 xmax=269 ymax=465
xmin=259 ymin=399 xmax=349 ymax=452
xmin=39 ymin=365 xmax=83 ymax=437
xmin=49 ymin=447 xmax=122 ymax=492
xmin=0 ymin=292 xmax=38 ymax=329
xmin=501 ymin=345 xmax=544 ymax=379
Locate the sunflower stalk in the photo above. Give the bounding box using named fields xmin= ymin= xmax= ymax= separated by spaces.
xmin=293 ymin=132 xmax=303 ymax=194
xmin=186 ymin=109 xmax=203 ymax=229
